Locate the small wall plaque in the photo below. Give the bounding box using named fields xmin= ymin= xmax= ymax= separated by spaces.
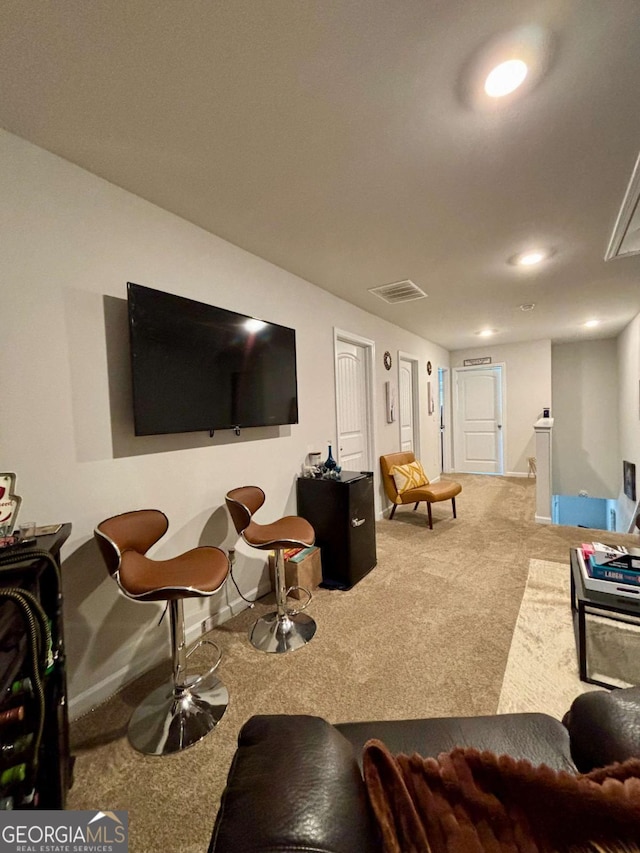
xmin=463 ymin=357 xmax=492 ymax=366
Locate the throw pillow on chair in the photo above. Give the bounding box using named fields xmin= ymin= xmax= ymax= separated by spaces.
xmin=390 ymin=461 xmax=428 ymax=494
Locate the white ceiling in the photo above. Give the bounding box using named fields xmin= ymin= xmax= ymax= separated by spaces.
xmin=2 ymin=0 xmax=640 ymax=351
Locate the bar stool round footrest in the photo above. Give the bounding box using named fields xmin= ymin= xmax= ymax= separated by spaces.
xmin=249 ymin=611 xmax=316 ymax=654
xmin=285 ymin=586 xmax=312 ymax=615
xmin=184 ymin=637 xmax=223 ymax=692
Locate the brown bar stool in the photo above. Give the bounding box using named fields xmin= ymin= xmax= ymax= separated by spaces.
xmin=225 ymin=486 xmax=316 ymax=654
xmin=94 ymin=509 xmax=230 ymax=756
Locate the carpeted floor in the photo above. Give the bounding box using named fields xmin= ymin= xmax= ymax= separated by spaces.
xmin=67 ymin=474 xmax=639 ymax=853
xmin=497 ymin=558 xmax=602 ymax=719
xmin=498 ymin=558 xmax=640 ymax=719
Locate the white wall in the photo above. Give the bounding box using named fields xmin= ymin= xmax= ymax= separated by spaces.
xmin=617 ymin=313 xmax=640 ymax=531
xmin=449 ymin=340 xmax=552 ymax=476
xmin=551 ymin=339 xmax=619 ymax=499
xmin=0 ymin=129 xmax=448 ymax=716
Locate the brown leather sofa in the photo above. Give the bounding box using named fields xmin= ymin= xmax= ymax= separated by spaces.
xmin=209 ymin=686 xmax=640 ymax=853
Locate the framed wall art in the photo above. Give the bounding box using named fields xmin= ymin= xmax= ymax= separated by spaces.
xmin=623 ymin=460 xmax=636 ymax=502
xmin=0 ymin=473 xmax=21 ymax=538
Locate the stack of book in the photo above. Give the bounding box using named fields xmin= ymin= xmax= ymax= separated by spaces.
xmin=269 ymin=546 xmax=322 ymax=601
xmin=576 ymin=542 xmax=640 ymax=598
xmin=282 ymin=546 xmax=317 ymax=563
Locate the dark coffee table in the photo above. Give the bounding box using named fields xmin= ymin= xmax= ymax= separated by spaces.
xmin=570 ymin=548 xmax=640 ymax=689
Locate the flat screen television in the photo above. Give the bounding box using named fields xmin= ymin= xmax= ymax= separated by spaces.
xmin=127 ymin=282 xmax=299 ymax=435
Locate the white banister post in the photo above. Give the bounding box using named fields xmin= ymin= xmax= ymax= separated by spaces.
xmin=533 ymin=417 xmax=554 ymax=524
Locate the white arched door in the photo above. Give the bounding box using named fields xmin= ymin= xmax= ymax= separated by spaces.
xmin=335 ymin=334 xmax=373 ymax=471
xmin=399 ymin=357 xmax=415 ymax=453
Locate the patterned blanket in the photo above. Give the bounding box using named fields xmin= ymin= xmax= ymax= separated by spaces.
xmin=363 ymin=739 xmax=640 ymax=853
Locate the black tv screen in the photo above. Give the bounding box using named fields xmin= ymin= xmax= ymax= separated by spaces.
xmin=127 ymin=283 xmax=299 ymax=435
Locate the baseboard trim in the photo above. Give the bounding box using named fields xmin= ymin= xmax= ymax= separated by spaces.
xmin=68 ymin=644 xmax=167 ymax=721
xmin=68 ymin=579 xmax=271 ymax=720
xmin=196 ymin=577 xmax=271 ymax=635
xmin=535 ymin=514 xmax=552 ymax=525
xmin=448 ymin=470 xmax=529 ymax=478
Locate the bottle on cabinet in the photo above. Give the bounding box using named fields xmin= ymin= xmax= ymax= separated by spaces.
xmin=324 ymin=445 xmax=337 ymax=470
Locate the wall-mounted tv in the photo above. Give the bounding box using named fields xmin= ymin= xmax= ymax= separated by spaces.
xmin=127 ymin=283 xmax=299 ymax=436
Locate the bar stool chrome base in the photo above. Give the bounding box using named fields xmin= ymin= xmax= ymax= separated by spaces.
xmin=249 ymin=611 xmax=316 ymax=654
xmin=128 ymin=675 xmax=228 ymax=756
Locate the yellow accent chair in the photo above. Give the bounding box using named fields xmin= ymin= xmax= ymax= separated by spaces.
xmin=380 ymin=452 xmax=462 ymax=529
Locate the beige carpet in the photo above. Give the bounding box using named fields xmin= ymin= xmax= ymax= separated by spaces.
xmin=67 ymin=475 xmax=640 ymax=853
xmin=498 ymin=558 xmax=640 ymax=720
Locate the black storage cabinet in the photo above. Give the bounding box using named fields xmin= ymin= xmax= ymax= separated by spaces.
xmin=296 ymin=471 xmax=376 ymax=589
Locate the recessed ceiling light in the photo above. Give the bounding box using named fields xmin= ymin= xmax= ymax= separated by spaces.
xmin=466 ymin=25 xmax=552 ymax=111
xmin=517 ymin=250 xmax=545 ymax=266
xmin=477 ymin=329 xmax=497 ymax=337
xmin=584 ymin=319 xmax=600 ymax=328
xmin=484 ymin=59 xmax=528 ymax=97
xmin=520 ymin=303 xmax=536 ymax=311
xmin=510 ymin=249 xmax=552 ymax=267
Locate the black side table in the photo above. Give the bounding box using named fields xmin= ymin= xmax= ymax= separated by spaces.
xmin=570 ymin=548 xmax=640 ymax=689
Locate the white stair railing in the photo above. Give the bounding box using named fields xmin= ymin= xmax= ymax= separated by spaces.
xmin=534 ymin=416 xmax=554 ymax=524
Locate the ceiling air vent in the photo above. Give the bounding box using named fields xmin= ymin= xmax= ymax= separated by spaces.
xmin=368 ymin=279 xmax=427 ymax=304
xmin=605 ymin=150 xmax=640 ymax=260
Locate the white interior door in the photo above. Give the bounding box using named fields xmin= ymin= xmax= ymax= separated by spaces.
xmin=398 ymin=357 xmax=414 ymax=452
xmin=453 ymin=366 xmax=504 ymax=474
xmin=336 ymin=338 xmax=371 ymax=470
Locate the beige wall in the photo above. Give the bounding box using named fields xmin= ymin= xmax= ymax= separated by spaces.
xmin=1 ymin=129 xmax=448 ymax=716
xmin=551 ymin=339 xmax=619 ymax=499
xmin=449 ymin=340 xmax=552 ymax=475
